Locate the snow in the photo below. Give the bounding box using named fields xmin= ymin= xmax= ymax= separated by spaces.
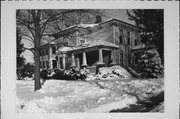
xmin=17 ymin=77 xmax=164 ymax=113
xmin=86 ymin=96 xmax=137 ymax=113
xmin=95 ymin=66 xmax=132 ymax=80
xmin=62 ymin=24 xmax=98 ymax=31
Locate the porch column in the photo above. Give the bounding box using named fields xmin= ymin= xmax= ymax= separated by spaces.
xmin=132 ymin=53 xmax=134 ymax=67
xmin=49 ymin=60 xmax=53 ymax=69
xmin=62 ymin=54 xmax=66 ymax=69
xmin=71 ymin=53 xmax=76 ymax=67
xmin=110 ymin=49 xmax=116 ymax=66
xmin=76 ymin=57 xmax=80 ymax=68
xmin=97 ymin=48 xmax=105 ymax=65
xmin=57 ymin=55 xmax=60 ymax=69
xmin=49 ymin=46 xmax=52 ymax=56
xmin=81 ymin=51 xmax=88 ymax=67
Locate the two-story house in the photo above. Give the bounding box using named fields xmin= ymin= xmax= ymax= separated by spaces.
xmin=40 ymin=18 xmax=145 ymax=73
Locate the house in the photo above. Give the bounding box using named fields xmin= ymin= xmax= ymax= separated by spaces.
xmin=40 ymin=18 xmax=145 ymax=73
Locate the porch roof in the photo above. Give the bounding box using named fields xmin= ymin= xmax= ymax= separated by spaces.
xmin=57 ymin=40 xmax=119 ymax=53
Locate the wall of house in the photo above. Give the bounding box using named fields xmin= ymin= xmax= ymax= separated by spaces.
xmin=40 ymin=45 xmax=57 ymax=69
xmin=83 ymin=24 xmax=141 ymax=68
xmin=86 ymin=24 xmax=114 ymax=43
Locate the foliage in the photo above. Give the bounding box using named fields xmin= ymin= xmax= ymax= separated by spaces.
xmin=17 ymin=28 xmax=25 ymax=68
xmin=40 ymin=67 xmax=89 ymax=80
xmin=40 ymin=69 xmax=49 ymax=80
xmin=53 ymin=68 xmax=64 ymax=79
xmin=61 ymin=67 xmax=89 ymax=80
xmin=127 ymin=9 xmax=164 ymax=64
xmin=17 ymin=28 xmax=26 ymax=80
xmin=137 ymin=46 xmax=164 ymax=78
xmin=17 ymin=63 xmax=34 ymax=80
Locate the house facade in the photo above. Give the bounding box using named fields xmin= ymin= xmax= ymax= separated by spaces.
xmin=40 ymin=19 xmax=145 ymax=73
xmin=39 ymin=42 xmax=57 ymax=69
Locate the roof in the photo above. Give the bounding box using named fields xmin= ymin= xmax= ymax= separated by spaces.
xmin=57 ymin=40 xmax=119 ymax=53
xmin=64 ymin=24 xmax=98 ymax=30
xmin=98 ymin=18 xmax=144 ymax=30
xmin=52 ymin=18 xmax=143 ymax=39
xmin=57 ymin=46 xmax=73 ymax=52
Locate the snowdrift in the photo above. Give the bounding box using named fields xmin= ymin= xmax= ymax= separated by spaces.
xmin=94 ymin=65 xmax=132 ymax=80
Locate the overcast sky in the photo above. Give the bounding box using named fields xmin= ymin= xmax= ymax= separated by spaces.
xmin=22 ymin=9 xmax=134 ymax=63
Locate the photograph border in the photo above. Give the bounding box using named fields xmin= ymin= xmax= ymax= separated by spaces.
xmin=1 ymin=1 xmax=179 ymax=119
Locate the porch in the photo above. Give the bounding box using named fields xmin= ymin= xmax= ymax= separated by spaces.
xmin=56 ymin=40 xmax=119 ymax=74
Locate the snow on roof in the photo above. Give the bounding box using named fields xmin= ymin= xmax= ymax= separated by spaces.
xmin=132 ymin=44 xmax=145 ymax=50
xmin=63 ymin=24 xmax=98 ymax=31
xmin=57 ymin=46 xmax=73 ymax=52
xmin=81 ymin=40 xmax=119 ymax=48
xmin=77 ymin=24 xmax=98 ymax=28
xmin=57 ymin=40 xmax=119 ymax=53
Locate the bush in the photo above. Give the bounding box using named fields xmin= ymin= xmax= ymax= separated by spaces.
xmin=51 ymin=67 xmax=89 ymax=80
xmin=52 ymin=68 xmax=64 ymax=79
xmin=63 ymin=67 xmax=88 ymax=80
xmin=17 ymin=63 xmax=34 ymax=80
xmin=137 ymin=48 xmax=164 ymax=78
xmin=40 ymin=69 xmax=49 ymax=80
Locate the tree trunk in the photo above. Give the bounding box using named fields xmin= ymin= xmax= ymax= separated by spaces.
xmin=34 ymin=35 xmax=41 ymax=91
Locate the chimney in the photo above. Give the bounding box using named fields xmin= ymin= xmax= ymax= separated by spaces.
xmin=95 ymin=15 xmax=102 ymax=23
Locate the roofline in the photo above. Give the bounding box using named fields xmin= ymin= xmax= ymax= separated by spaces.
xmin=51 ymin=26 xmax=87 ymax=38
xmin=51 ymin=18 xmax=144 ymax=38
xmin=98 ymin=18 xmax=144 ymax=30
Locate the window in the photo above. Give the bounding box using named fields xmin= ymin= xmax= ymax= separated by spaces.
xmin=40 ymin=62 xmax=43 ymax=68
xmin=46 ymin=61 xmax=49 ymax=69
xmin=127 ymin=31 xmax=130 ymax=45
xmin=119 ymin=29 xmax=123 ymax=44
xmin=44 ymin=49 xmax=48 ymax=55
xmin=80 ymin=40 xmax=85 ymax=44
xmin=52 ymin=46 xmax=56 ymax=54
xmin=120 ymin=53 xmax=123 ymax=66
xmin=134 ymin=53 xmax=140 ymax=64
xmin=40 ymin=51 xmax=43 ymax=56
xmin=52 ymin=60 xmax=57 ymax=68
xmin=64 ymin=42 xmax=68 ymax=46
xmin=42 ymin=61 xmax=45 ymax=68
xmin=128 ymin=54 xmax=131 ymax=66
xmin=134 ymin=39 xmax=138 ymax=46
xmin=41 ymin=50 xmax=44 ymax=56
xmin=119 ymin=36 xmax=123 ymax=44
xmin=46 ymin=49 xmax=48 ymax=55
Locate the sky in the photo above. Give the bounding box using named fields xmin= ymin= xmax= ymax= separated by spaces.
xmin=22 ymin=9 xmax=135 ymax=63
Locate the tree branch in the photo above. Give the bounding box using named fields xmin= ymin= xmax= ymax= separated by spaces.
xmin=23 ymin=47 xmax=35 ymax=54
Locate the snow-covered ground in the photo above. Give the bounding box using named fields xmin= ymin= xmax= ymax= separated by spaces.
xmin=17 ymin=78 xmax=164 ymax=113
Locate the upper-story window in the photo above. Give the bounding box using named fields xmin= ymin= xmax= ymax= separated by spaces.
xmin=119 ymin=29 xmax=123 ymax=44
xmin=127 ymin=31 xmax=130 ymax=45
xmin=134 ymin=39 xmax=138 ymax=46
xmin=52 ymin=46 xmax=56 ymax=54
xmin=41 ymin=49 xmax=47 ymax=56
xmin=119 ymin=36 xmax=123 ymax=44
xmin=134 ymin=32 xmax=141 ymax=46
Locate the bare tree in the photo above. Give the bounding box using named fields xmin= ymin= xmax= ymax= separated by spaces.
xmin=16 ymin=9 xmax=104 ymax=91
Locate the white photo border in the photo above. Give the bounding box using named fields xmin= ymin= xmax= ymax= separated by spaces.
xmin=1 ymin=1 xmax=179 ymax=119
